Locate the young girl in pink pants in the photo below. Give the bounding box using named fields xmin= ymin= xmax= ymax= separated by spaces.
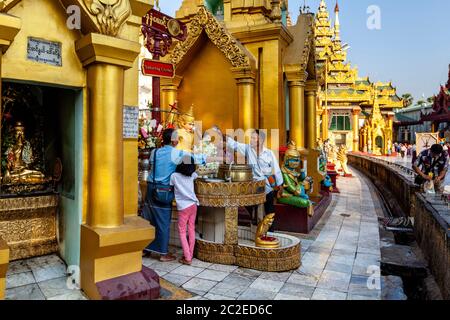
xmin=170 ymin=157 xmax=199 ymax=265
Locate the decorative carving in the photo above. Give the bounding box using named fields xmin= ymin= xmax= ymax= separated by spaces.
xmin=83 ymin=0 xmax=131 ymax=36
xmin=170 ymin=6 xmax=251 ymax=68
xmin=0 ymin=195 xmax=58 ymax=261
xmin=224 ymin=207 xmax=238 ymax=245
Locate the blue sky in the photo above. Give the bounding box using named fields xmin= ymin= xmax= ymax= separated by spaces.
xmin=158 ymin=0 xmax=450 ymax=102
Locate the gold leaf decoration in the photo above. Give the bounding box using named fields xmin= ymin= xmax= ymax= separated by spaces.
xmin=170 ymin=6 xmax=251 ymax=68
xmin=84 ymin=0 xmax=131 ymax=36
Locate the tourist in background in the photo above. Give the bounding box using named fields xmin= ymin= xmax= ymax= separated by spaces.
xmin=400 ymin=144 xmax=407 ymax=158
xmin=170 ymin=156 xmax=199 ymax=266
xmin=413 ymin=144 xmax=449 ymax=193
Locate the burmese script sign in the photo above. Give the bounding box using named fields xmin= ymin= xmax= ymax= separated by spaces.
xmin=142 ymin=9 xmax=187 ymax=41
xmin=27 ymin=37 xmax=62 ymax=67
xmin=123 ymin=106 xmax=139 ymax=139
xmin=141 ymin=59 xmax=175 ymax=78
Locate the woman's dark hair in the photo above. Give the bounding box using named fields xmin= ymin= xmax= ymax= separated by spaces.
xmin=430 ymin=144 xmax=443 ymax=155
xmin=175 ymin=156 xmax=196 ymax=177
xmin=162 ymin=128 xmax=175 ymax=146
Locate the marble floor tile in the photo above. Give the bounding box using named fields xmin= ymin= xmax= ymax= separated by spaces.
xmin=311 ymin=288 xmax=347 ymax=300
xmin=6 ymin=283 xmax=45 ymax=300
xmin=7 ymin=260 xmax=31 ymax=275
xmin=233 ymin=268 xmax=262 ymax=278
xmin=324 ymin=261 xmax=353 ymax=274
xmin=6 ymin=271 xmax=35 ymax=289
xmin=47 ymin=291 xmax=87 ymax=300
xmin=222 ymin=273 xmax=255 ymax=287
xmin=190 ymin=259 xmax=213 ymax=269
xmin=149 ymin=261 xmax=182 ymax=273
xmin=249 ymin=278 xmax=284 ymax=294
xmin=203 ymin=293 xmax=235 ymax=300
xmin=258 ymin=271 xmax=292 ymax=282
xmin=208 ymin=264 xmax=239 ymax=273
xmin=196 ymin=269 xmax=229 ymax=282
xmin=316 ymin=270 xmax=351 ymax=293
xmin=38 ymin=277 xmax=78 ymax=299
xmin=171 ymin=265 xmax=204 ymax=277
xmin=237 ymin=288 xmax=277 ymax=300
xmin=274 ymin=293 xmax=310 ymax=300
xmin=162 ymin=273 xmax=192 ymax=287
xmin=288 ymin=273 xmax=319 ymax=288
xmin=183 ymin=278 xmax=218 ymax=293
xmin=208 ymin=282 xmax=249 ymax=299
xmin=279 ymin=283 xmax=315 ymax=299
xmin=30 ymin=260 xmax=68 ymax=283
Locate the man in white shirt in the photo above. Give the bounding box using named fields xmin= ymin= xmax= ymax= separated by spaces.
xmin=225 ymin=130 xmax=284 ymax=226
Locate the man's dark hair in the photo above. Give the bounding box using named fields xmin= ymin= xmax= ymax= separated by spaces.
xmin=430 ymin=144 xmax=443 ymax=155
xmin=175 ymin=156 xmax=196 ymax=177
xmin=252 ymin=129 xmax=266 ymax=142
xmin=162 ymin=128 xmax=175 ymax=146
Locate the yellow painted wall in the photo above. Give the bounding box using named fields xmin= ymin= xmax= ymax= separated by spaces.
xmin=244 ymin=39 xmax=286 ymax=146
xmin=3 ymin=0 xmax=86 ymax=87
xmin=177 ymin=40 xmax=238 ymax=132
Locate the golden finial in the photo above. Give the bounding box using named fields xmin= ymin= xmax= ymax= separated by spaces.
xmin=285 ymin=141 xmax=301 ymax=159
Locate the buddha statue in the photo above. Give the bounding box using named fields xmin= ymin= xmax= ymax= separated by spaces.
xmin=175 ymin=104 xmax=195 ymax=153
xmin=255 ymin=213 xmax=280 ymax=249
xmin=3 ymin=122 xmax=47 ymax=185
xmin=277 ymin=141 xmax=312 ymax=210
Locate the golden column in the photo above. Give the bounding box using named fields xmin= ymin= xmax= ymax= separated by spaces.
xmin=322 ymin=109 xmax=329 ymax=140
xmin=352 ymin=107 xmax=361 ymax=152
xmin=316 ymin=110 xmax=322 ymax=143
xmin=0 ymin=13 xmax=21 ymax=300
xmin=0 ymin=238 xmax=8 ymax=300
xmin=76 ymin=33 xmax=154 ymax=300
xmin=232 ymin=67 xmax=256 ymax=131
xmin=305 ymin=80 xmax=318 ymax=149
xmin=285 ymin=67 xmax=307 ymax=150
xmin=161 ymin=76 xmax=183 ymax=122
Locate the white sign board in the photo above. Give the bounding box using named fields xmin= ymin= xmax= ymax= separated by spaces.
xmin=27 ymin=37 xmax=62 ymax=67
xmin=416 ymin=132 xmax=439 ymax=154
xmin=123 ymin=106 xmax=139 ymax=139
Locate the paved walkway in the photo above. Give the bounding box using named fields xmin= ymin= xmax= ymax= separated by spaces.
xmin=5 ymin=172 xmax=384 ymax=300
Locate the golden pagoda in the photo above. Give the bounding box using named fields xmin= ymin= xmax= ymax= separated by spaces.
xmin=159 ymin=0 xmax=325 ymax=197
xmin=315 ymin=0 xmax=403 ymax=153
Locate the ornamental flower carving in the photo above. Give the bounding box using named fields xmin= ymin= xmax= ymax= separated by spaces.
xmin=84 ymin=0 xmax=131 ymax=36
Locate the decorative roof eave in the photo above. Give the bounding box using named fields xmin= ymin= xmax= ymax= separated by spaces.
xmin=168 ymin=6 xmax=255 ymax=71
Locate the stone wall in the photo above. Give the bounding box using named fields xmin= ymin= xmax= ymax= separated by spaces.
xmin=348 ymin=154 xmax=450 ymax=300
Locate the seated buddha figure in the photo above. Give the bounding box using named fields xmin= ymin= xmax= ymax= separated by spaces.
xmin=255 ymin=213 xmax=280 ymax=249
xmin=175 ymin=104 xmax=195 ymax=153
xmin=3 ymin=122 xmax=47 ymax=184
xmin=277 ymin=141 xmax=312 ymax=209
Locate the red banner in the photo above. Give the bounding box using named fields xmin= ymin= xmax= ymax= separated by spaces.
xmin=141 ymin=59 xmax=175 ymax=78
xmin=142 ymin=9 xmax=187 ymax=42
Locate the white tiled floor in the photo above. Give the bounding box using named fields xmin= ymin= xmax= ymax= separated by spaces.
xmin=5 ymin=170 xmax=385 ymax=300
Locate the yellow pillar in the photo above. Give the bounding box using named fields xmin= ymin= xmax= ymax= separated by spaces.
xmin=322 ymin=109 xmax=329 ymax=140
xmin=232 ymin=67 xmax=256 ymax=131
xmin=0 ymin=238 xmax=8 ymax=300
xmin=305 ymin=81 xmax=318 ymax=149
xmin=285 ymin=68 xmax=307 ymax=149
xmin=76 ymin=33 xmax=155 ymax=300
xmin=352 ymin=108 xmax=361 ymax=152
xmin=161 ymin=76 xmax=183 ymax=122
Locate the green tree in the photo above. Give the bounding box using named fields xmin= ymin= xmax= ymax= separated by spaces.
xmin=205 ymin=0 xmax=223 ymax=15
xmin=427 ymin=96 xmax=435 ymax=104
xmin=417 ymin=100 xmax=426 ymax=106
xmin=401 ymin=93 xmax=414 ymax=107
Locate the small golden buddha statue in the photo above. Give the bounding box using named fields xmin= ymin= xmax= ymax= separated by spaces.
xmin=255 ymin=214 xmax=280 ymax=248
xmin=3 ymin=122 xmax=47 ymax=185
xmin=175 ymin=104 xmax=195 ymax=153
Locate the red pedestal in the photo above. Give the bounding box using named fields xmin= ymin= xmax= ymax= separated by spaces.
xmin=273 ymin=192 xmax=332 ymax=234
xmin=96 ymin=266 xmax=160 ymax=300
xmin=327 ymin=170 xmax=340 ymax=193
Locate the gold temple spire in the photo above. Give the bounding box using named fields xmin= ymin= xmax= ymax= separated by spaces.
xmin=334 ymin=0 xmax=340 ymax=42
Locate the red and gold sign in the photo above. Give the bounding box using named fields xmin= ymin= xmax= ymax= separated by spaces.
xmin=141 ymin=59 xmax=175 ymax=78
xmin=142 ymin=9 xmax=187 ymax=41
